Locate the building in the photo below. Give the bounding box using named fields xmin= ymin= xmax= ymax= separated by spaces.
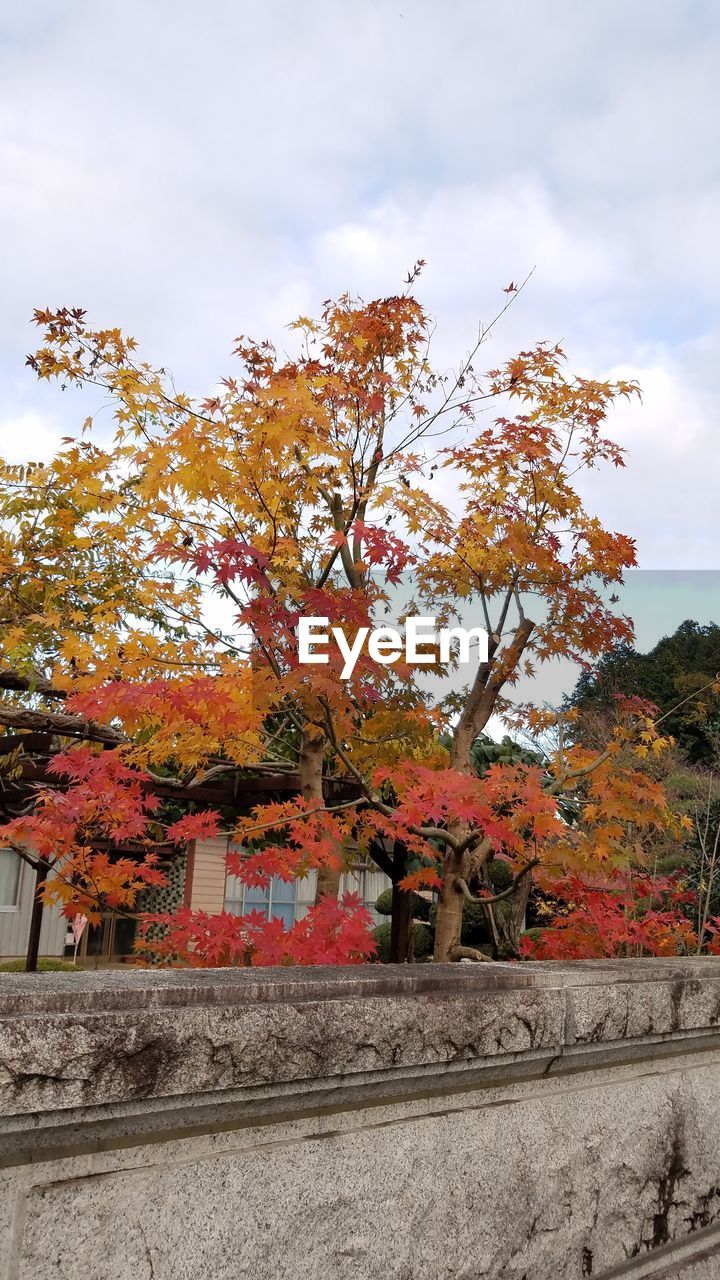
xmin=0 ymin=725 xmax=390 ymax=964
xmin=0 ymin=837 xmax=390 ymax=963
xmin=0 ymin=847 xmax=67 ymax=958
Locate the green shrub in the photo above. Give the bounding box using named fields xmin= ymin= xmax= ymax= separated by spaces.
xmin=411 ymin=923 xmax=433 ymax=959
xmin=371 ymin=921 xmax=392 ymax=961
xmin=487 ymin=858 xmax=513 ymax=891
xmin=460 ymin=899 xmax=492 ymax=946
xmin=372 ymin=920 xmax=434 ymax=962
xmin=374 ymin=889 xmax=393 ymax=916
xmin=374 ymin=887 xmax=432 ymax=921
xmin=656 ymin=852 xmax=691 ymax=876
xmin=520 ymin=927 xmax=546 ymax=945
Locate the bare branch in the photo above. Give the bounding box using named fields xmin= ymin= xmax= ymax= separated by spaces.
xmin=456 ymin=859 xmax=539 ymax=906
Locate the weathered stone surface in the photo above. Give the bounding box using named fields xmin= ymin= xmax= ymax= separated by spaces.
xmin=2 ymin=960 xmax=720 ymax=1278
xmin=0 ymin=966 xmax=565 ymax=1119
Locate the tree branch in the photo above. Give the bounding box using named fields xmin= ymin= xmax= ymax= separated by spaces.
xmin=456 ymin=859 xmax=539 ymax=906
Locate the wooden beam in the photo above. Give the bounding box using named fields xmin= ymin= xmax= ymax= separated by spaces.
xmin=0 ymin=668 xmax=65 ymax=699
xmin=0 ymin=704 xmax=123 ymax=743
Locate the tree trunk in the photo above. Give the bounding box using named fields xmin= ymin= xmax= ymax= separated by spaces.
xmin=433 ymin=618 xmax=535 ymax=961
xmin=300 ymin=725 xmax=340 ymax=904
xmin=389 ymin=844 xmax=412 ymax=963
xmin=315 ymin=861 xmax=342 ymax=902
xmin=25 ymin=859 xmax=50 ymax=973
xmin=433 ymin=727 xmax=479 ymax=960
xmin=433 ymin=852 xmax=466 ymax=962
xmin=490 ymin=871 xmax=532 ymax=958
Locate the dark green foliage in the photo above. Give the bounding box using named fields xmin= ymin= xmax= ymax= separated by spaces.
xmin=371 ymin=921 xmax=392 ymax=959
xmin=374 ymin=887 xmax=432 ymax=921
xmin=371 ymin=920 xmax=433 ymax=962
xmin=486 ymin=858 xmax=513 ymax=891
xmin=409 ymin=922 xmax=433 ymax=959
xmin=656 ymin=851 xmax=693 ymax=876
xmin=459 ymin=898 xmax=492 ymax=945
xmin=374 ymin=888 xmax=393 ymax=916
xmin=470 ymin=733 xmax=542 ymax=775
xmin=567 ymin=620 xmax=720 ymax=763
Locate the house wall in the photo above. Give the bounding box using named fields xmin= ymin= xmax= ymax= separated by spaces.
xmin=190 ymin=836 xmax=392 ymax=921
xmin=187 ymin=836 xmax=229 ymax=913
xmin=0 ymin=852 xmax=66 ymax=960
xmin=0 ymin=834 xmax=390 ymax=962
xmin=3 ymin=959 xmax=720 ymax=1277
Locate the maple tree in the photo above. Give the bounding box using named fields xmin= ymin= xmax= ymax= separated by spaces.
xmin=0 ymin=748 xmax=167 ymax=970
xmin=520 ymin=868 xmax=698 ymax=960
xmin=522 ymin=641 xmax=720 ymax=961
xmin=0 ymin=273 xmax=688 ymax=967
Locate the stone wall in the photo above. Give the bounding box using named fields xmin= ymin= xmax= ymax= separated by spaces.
xmin=2 ymin=959 xmax=720 ymax=1278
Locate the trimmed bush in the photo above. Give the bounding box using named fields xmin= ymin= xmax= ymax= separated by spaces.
xmin=374 ymin=887 xmax=432 ymax=921
xmin=487 ymin=858 xmax=513 ymax=891
xmin=371 ymin=920 xmax=434 ymax=962
xmin=374 ymin=889 xmax=394 ymax=916
xmin=410 ymin=922 xmax=433 ymax=959
xmin=656 ymin=852 xmax=690 ymax=876
xmin=460 ymin=899 xmax=493 ymax=946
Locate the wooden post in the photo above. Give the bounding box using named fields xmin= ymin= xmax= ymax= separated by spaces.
xmin=389 ymin=843 xmax=412 ymax=964
xmin=25 ymin=859 xmax=49 ymax=973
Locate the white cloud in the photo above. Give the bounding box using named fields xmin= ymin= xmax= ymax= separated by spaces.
xmin=1 ymin=0 xmax=719 ymax=575
xmin=0 ymin=411 xmax=63 ymax=464
xmin=576 ymin=348 xmax=720 ymax=569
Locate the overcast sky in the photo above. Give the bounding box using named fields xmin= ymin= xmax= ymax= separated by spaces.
xmin=2 ymin=0 xmax=719 ymax=574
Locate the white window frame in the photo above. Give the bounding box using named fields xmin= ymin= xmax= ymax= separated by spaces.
xmin=224 ymin=870 xmax=315 ymax=924
xmin=224 ymin=859 xmax=391 ymax=925
xmin=0 ymin=848 xmax=23 ymax=912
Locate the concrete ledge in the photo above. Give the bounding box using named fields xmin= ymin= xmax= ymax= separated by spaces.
xmin=3 ymin=960 xmax=720 ymax=1277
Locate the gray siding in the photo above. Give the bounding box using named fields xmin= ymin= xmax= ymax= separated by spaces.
xmin=0 ymin=853 xmax=67 ymax=959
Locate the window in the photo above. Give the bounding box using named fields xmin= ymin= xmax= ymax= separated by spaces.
xmin=224 ymin=872 xmax=315 ymax=926
xmin=224 ymin=862 xmax=391 ymax=925
xmin=341 ymin=865 xmax=389 ymax=923
xmin=0 ymin=849 xmax=21 ymax=910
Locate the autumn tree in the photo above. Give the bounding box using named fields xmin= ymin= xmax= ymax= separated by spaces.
xmin=0 ymin=276 xmax=679 ymax=966
xmin=520 ymin=625 xmax=720 ymax=959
